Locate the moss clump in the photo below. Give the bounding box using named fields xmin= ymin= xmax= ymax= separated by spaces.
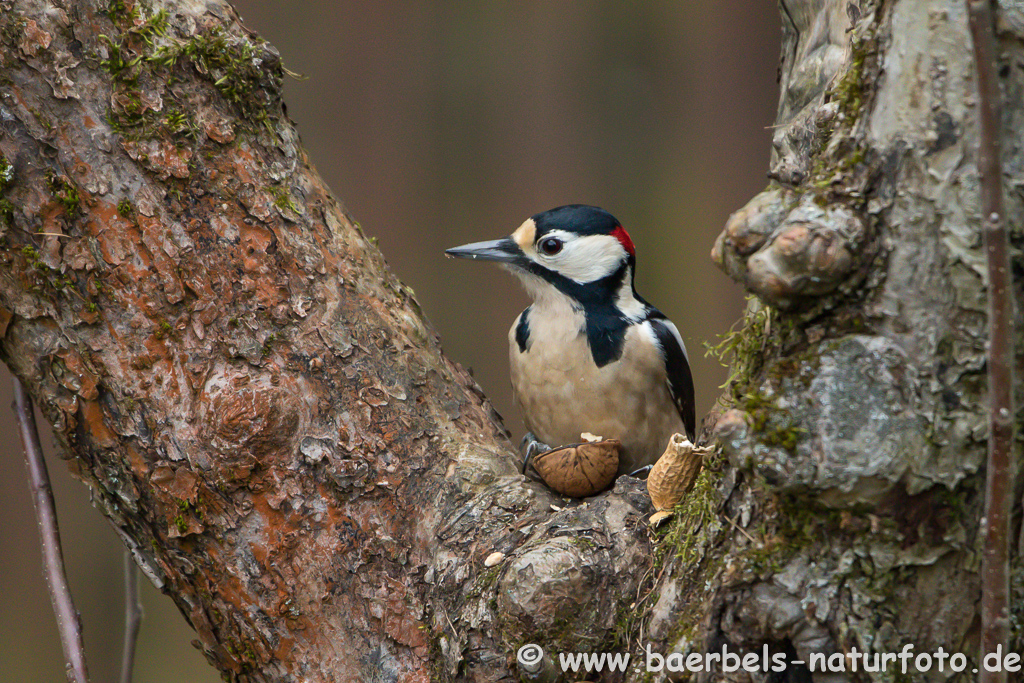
xmin=105 ymin=0 xmax=140 ymax=26
xmin=20 ymin=245 xmax=99 ymax=315
xmin=149 ymin=26 xmax=281 ymax=127
xmin=648 ymin=449 xmax=729 ymax=658
xmin=45 ymin=171 xmax=81 ymax=217
xmin=0 ymin=199 xmax=14 ymax=227
xmin=101 ymin=4 xmax=167 ymax=53
xmin=832 ymin=36 xmax=872 ymax=124
xmin=0 ymin=155 xmax=13 ymax=190
xmin=117 ymin=198 xmax=133 ymax=217
xmin=658 ymin=448 xmax=726 ymax=568
xmin=99 ymin=33 xmax=142 ymax=81
xmin=267 ymin=185 xmax=298 ymax=212
xmin=163 ymin=108 xmax=191 ymax=135
xmin=261 ymin=332 xmax=277 ymax=356
xmin=737 ymin=390 xmax=806 ymax=456
xmin=0 ymin=13 xmax=27 ymax=55
xmin=736 ymin=494 xmax=864 ymax=577
xmin=105 ymin=89 xmax=195 ymax=141
xmin=0 ymin=159 xmax=13 ymax=227
xmin=704 ymin=297 xmax=775 ymax=402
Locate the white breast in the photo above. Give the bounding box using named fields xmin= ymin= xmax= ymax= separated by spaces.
xmin=508 ymin=302 xmax=684 ymax=475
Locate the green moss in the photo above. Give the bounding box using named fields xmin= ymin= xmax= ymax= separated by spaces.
xmin=267 ymin=185 xmax=298 ymax=212
xmin=134 ymin=8 xmax=169 ymax=44
xmin=105 ymin=0 xmax=140 ymax=26
xmin=0 ymin=158 xmax=14 ymax=225
xmin=738 ymin=390 xmax=805 ymax=456
xmin=658 ymin=448 xmax=726 ymax=568
xmin=105 ymin=88 xmax=163 ymax=140
xmin=800 ymin=19 xmax=878 ymax=205
xmin=0 ymin=198 xmax=14 ymax=227
xmin=26 ymin=105 xmax=54 ymax=133
xmin=19 ymin=244 xmax=101 ymax=315
xmin=0 ymin=155 xmax=13 ymax=190
xmin=163 ymin=109 xmax=191 ymax=134
xmin=466 ymin=565 xmax=502 ymax=600
xmin=45 ymin=171 xmax=81 ymax=217
xmin=0 ymin=13 xmax=27 ymax=52
xmin=99 ymin=34 xmax=142 ymax=82
xmin=734 ymin=493 xmax=873 ymax=578
xmin=154 ymin=320 xmax=173 ymax=340
xmin=117 ymin=198 xmax=133 ymax=217
xmin=261 ymin=332 xmax=277 ymax=356
xmin=704 ymin=298 xmax=775 ymax=402
xmin=647 ymin=450 xmax=731 ymax=662
xmin=149 ymin=27 xmax=281 ymax=127
xmin=832 ymin=37 xmax=871 ymax=123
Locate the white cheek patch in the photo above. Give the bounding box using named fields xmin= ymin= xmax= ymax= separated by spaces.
xmin=541 ymin=233 xmax=624 ymax=283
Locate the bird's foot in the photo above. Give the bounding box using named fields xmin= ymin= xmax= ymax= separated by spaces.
xmin=627 ymin=464 xmax=652 ymax=479
xmin=520 ymin=431 xmax=551 ymax=475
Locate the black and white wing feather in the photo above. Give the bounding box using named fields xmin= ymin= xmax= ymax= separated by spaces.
xmin=648 ymin=316 xmax=696 ymax=442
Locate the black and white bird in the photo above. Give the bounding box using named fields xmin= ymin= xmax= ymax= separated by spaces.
xmin=445 ymin=205 xmax=695 ymax=476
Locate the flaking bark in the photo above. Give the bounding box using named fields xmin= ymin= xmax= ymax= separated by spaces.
xmin=0 ymin=1 xmax=654 ymax=681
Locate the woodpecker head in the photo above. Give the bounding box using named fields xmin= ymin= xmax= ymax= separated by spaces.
xmin=445 ymin=205 xmax=640 ymax=310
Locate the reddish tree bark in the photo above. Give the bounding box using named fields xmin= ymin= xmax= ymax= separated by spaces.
xmin=0 ymin=1 xmax=653 ymax=680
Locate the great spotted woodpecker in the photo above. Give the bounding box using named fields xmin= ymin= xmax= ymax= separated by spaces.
xmin=446 ymin=205 xmax=695 ymax=476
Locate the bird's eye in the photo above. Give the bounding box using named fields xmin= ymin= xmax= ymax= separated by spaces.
xmin=538 ymin=237 xmax=563 ymax=256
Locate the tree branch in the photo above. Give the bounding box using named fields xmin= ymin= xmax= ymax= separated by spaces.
xmin=967 ymin=1 xmax=1016 ymax=680
xmin=0 ymin=2 xmax=652 ymax=679
xmin=120 ymin=552 xmax=143 ymax=683
xmin=13 ymin=376 xmax=89 ymax=683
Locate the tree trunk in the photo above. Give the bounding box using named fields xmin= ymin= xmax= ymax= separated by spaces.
xmin=639 ymin=0 xmax=1022 ymax=680
xmin=2 ymin=0 xmax=1021 ymax=682
xmin=0 ymin=1 xmax=653 ymax=681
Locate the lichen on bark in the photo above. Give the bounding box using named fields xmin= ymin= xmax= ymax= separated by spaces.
xmin=647 ymin=0 xmax=1023 ymax=680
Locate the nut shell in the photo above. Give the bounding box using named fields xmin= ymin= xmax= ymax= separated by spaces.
xmin=647 ymin=434 xmax=706 ymax=514
xmin=533 ymin=439 xmax=620 ymax=498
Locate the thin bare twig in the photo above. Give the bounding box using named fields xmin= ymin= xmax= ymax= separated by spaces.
xmin=967 ymin=2 xmax=1017 ymax=682
xmin=13 ymin=377 xmax=90 ymax=683
xmin=120 ymin=552 xmax=143 ymax=683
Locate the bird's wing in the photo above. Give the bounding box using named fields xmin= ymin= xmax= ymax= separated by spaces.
xmin=648 ymin=317 xmax=696 ymax=442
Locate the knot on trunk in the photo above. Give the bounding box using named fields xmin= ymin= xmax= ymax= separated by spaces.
xmin=200 ymin=366 xmax=304 ymax=468
xmin=712 ymin=189 xmax=868 ymax=309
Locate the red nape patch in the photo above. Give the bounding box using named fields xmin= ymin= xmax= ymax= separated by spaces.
xmin=611 ymin=225 xmax=635 ymax=256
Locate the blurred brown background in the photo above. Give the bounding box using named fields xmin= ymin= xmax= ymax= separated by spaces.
xmin=0 ymin=3 xmax=779 ymax=680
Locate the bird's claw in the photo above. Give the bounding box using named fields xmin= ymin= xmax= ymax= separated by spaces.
xmin=627 ymin=464 xmax=652 ymax=479
xmin=520 ymin=431 xmax=551 ymax=475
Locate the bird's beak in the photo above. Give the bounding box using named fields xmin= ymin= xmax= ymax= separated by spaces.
xmin=445 ymin=237 xmax=522 ymax=264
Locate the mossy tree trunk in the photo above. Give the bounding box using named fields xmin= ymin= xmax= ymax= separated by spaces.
xmin=635 ymin=0 xmax=1022 ymax=680
xmin=0 ymin=1 xmax=655 ymax=681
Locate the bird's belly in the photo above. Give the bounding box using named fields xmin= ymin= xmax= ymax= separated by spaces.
xmin=510 ymin=335 xmax=684 ymax=475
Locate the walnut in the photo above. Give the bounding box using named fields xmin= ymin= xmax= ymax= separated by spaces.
xmin=532 ymin=439 xmax=620 ymax=498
